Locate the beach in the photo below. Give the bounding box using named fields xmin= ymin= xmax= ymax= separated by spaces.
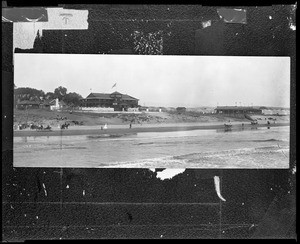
xmin=14 ymin=122 xmax=289 ymax=137
xmin=13 ymin=108 xmax=290 ymax=168
xmin=14 ymin=123 xmax=290 ymax=168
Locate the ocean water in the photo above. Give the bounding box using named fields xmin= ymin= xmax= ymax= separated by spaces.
xmin=13 ymin=126 xmax=289 ymax=168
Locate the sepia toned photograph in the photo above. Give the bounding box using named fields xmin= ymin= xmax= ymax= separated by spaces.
xmin=13 ymin=53 xmax=290 ymax=168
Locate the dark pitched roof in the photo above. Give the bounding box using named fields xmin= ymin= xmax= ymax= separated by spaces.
xmin=48 ymin=99 xmax=57 ymax=105
xmin=122 ymin=94 xmax=138 ymax=101
xmin=41 ymin=100 xmax=51 ymax=105
xmin=111 ymin=91 xmax=122 ymax=95
xmin=86 ymin=92 xmax=138 ymax=101
xmin=86 ymin=93 xmax=112 ymax=99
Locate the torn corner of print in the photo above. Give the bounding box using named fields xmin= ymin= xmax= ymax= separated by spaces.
xmin=149 ymin=168 xmax=186 ymax=180
xmin=12 ymin=8 xmax=89 ymax=50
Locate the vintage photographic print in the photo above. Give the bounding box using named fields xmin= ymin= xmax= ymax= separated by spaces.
xmin=13 ymin=53 xmax=290 ymax=168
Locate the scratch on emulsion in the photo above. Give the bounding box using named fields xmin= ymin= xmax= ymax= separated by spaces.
xmin=214 ymin=176 xmax=226 ymax=202
xmin=288 ymin=4 xmax=296 ymax=31
xmin=42 ymin=183 xmax=47 ymax=196
xmin=149 ymin=169 xmax=227 ymax=201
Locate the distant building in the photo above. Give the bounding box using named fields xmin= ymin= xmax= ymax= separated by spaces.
xmin=40 ymin=101 xmax=51 ymax=110
xmin=176 ymin=107 xmax=187 ymax=113
xmin=49 ymin=98 xmax=67 ymax=110
xmin=215 ymin=106 xmax=263 ymax=114
xmin=15 ymin=98 xmax=68 ymax=110
xmin=80 ymin=91 xmax=139 ymax=111
xmin=16 ymin=100 xmax=40 ymax=109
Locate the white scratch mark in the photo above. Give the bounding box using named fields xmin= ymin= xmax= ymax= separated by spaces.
xmin=66 ymin=185 xmax=69 ymax=189
xmin=36 ymin=216 xmax=39 ymax=219
xmin=42 ymin=183 xmax=47 ymax=196
xmin=292 ymin=166 xmax=296 ymax=174
xmin=83 ymin=190 xmax=85 ymax=196
xmin=10 ymin=205 xmax=14 ymax=209
xmin=269 ymin=15 xmax=273 ymax=19
xmin=23 ymin=14 xmax=46 ymax=22
xmin=156 ymin=169 xmax=186 ymax=180
xmin=214 ymin=176 xmax=226 ymax=202
xmin=249 ymin=224 xmax=255 ymax=230
xmin=2 ymin=16 xmax=13 ymax=22
xmin=289 ymin=22 xmax=296 ymax=31
xmin=149 ymin=168 xmax=156 ymax=173
xmin=202 ymin=20 xmax=211 ymax=29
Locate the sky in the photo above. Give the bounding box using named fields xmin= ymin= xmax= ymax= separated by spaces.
xmin=14 ymin=54 xmax=290 ymax=108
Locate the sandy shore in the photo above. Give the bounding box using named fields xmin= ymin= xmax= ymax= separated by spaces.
xmin=14 ymin=122 xmax=289 ymax=137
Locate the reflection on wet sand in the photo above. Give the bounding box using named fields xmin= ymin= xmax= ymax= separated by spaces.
xmin=14 ymin=125 xmax=289 ymax=168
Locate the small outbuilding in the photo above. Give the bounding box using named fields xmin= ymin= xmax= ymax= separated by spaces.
xmin=215 ymin=106 xmax=263 ymax=114
xmin=16 ymin=100 xmax=40 ymax=109
xmin=176 ymin=107 xmax=187 ymax=113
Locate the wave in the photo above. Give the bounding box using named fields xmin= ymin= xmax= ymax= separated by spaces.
xmin=102 ymin=145 xmax=289 ymax=167
xmin=135 ymin=142 xmax=155 ymax=145
xmin=251 ymin=139 xmax=288 ymax=142
xmin=86 ymin=134 xmax=134 ymax=139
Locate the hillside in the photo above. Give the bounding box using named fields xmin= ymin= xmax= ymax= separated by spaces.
xmin=13 ymin=108 xmax=264 ymax=128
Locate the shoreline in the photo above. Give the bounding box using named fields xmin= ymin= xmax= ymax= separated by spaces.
xmin=13 ymin=122 xmax=289 ymax=137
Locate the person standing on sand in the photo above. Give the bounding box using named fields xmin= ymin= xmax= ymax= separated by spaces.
xmin=129 ymin=123 xmax=132 ymax=129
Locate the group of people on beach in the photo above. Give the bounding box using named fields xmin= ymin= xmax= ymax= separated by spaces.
xmin=15 ymin=123 xmax=52 ymax=131
xmin=100 ymin=121 xmax=136 ymax=130
xmin=224 ymin=117 xmax=277 ymax=129
xmin=60 ymin=122 xmax=70 ymax=129
xmin=30 ymin=123 xmax=51 ymax=130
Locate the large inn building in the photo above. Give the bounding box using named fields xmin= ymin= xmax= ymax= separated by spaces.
xmin=80 ymin=91 xmax=139 ymax=111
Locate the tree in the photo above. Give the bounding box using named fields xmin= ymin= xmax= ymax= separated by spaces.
xmin=54 ymin=86 xmax=67 ymax=100
xmin=64 ymin=92 xmax=83 ymax=107
xmin=14 ymin=87 xmax=45 ymax=102
xmin=45 ymin=92 xmax=55 ymax=100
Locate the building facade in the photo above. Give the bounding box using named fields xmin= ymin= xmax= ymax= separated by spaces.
xmin=80 ymin=92 xmax=139 ymax=111
xmin=49 ymin=98 xmax=67 ymax=110
xmin=16 ymin=100 xmax=40 ymax=109
xmin=215 ymin=106 xmax=263 ymax=114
